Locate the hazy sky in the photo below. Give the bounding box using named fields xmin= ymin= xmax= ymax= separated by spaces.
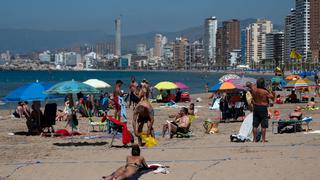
xmin=0 ymin=0 xmax=294 ymax=35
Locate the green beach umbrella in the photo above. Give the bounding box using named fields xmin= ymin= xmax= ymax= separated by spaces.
xmin=45 ymin=79 xmax=99 ymax=95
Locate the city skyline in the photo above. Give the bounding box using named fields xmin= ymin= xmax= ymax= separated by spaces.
xmin=0 ymin=0 xmax=293 ymax=35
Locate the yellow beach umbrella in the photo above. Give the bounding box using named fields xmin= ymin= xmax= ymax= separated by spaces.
xmin=154 ymin=81 xmax=178 ymax=90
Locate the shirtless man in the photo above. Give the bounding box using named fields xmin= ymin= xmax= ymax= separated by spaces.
xmin=162 ymin=107 xmax=190 ymax=138
xmin=113 ymin=80 xmax=123 ymax=121
xmin=128 ymin=77 xmax=138 ymax=109
xmin=133 ymin=101 xmax=155 ymax=146
xmin=247 ymin=78 xmax=274 ymax=143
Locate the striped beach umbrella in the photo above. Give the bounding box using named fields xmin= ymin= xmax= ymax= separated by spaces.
xmin=219 ymin=74 xmax=240 ymax=82
xmin=209 ymin=82 xmax=236 ymax=92
xmin=285 ymin=78 xmax=316 ymax=88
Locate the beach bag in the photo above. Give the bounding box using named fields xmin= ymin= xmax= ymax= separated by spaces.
xmin=140 ymin=132 xmax=157 ymax=147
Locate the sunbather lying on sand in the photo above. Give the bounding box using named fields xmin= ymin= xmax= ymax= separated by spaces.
xmin=102 ymin=144 xmax=148 ymax=180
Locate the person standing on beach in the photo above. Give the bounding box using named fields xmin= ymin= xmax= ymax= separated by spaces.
xmin=128 ymin=77 xmax=138 ymax=109
xmin=248 ymin=78 xmax=274 ymax=143
xmin=113 ymin=80 xmax=123 ymax=121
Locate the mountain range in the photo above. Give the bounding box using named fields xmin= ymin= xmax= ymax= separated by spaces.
xmin=0 ymin=19 xmax=283 ymax=54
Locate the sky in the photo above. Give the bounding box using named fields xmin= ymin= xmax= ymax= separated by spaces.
xmin=0 ymin=0 xmax=294 ymax=35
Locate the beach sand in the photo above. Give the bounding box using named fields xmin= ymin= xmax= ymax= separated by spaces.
xmin=1 ymin=93 xmax=320 ymax=180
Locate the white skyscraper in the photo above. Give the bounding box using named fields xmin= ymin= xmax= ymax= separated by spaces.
xmin=295 ymin=0 xmax=311 ymax=61
xmin=204 ymin=16 xmax=218 ymax=68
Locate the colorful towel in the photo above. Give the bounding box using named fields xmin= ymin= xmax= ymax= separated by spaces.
xmin=101 ymin=116 xmax=132 ymax=145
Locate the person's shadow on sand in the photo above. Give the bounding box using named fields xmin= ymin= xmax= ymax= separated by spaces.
xmin=53 ymin=142 xmax=107 ymax=146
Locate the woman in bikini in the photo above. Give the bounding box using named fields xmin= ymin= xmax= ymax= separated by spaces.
xmin=102 ymin=144 xmax=148 ymax=180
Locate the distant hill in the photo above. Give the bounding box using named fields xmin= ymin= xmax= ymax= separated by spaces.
xmin=0 ymin=18 xmax=283 ymax=54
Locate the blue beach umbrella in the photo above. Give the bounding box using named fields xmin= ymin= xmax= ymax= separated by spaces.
xmin=45 ymin=79 xmax=99 ymax=95
xmin=3 ymin=81 xmax=61 ymax=102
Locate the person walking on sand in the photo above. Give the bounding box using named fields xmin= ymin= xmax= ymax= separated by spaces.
xmin=247 ymin=78 xmax=274 ymax=143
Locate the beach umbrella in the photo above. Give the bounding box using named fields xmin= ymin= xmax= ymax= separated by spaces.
xmin=174 ymin=82 xmax=189 ymax=90
xmin=83 ymin=79 xmax=111 ymax=89
xmin=219 ymin=74 xmax=240 ymax=82
xmin=45 ymin=80 xmax=99 ymax=95
xmin=299 ymin=71 xmax=313 ymax=77
xmin=154 ymin=81 xmax=177 ymax=90
xmin=3 ymin=81 xmax=61 ymax=102
xmin=285 ymin=78 xmax=316 ymax=88
xmin=209 ymin=82 xmax=236 ymax=92
xmin=285 ymin=75 xmax=301 ymax=80
xmin=227 ymin=77 xmax=256 ymax=85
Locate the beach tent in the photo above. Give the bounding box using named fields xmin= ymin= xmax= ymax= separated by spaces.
xmin=83 ymin=79 xmax=111 ymax=89
xmin=3 ymin=81 xmax=61 ymax=102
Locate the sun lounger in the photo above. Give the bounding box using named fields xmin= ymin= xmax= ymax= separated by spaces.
xmin=272 ymin=117 xmax=313 ymax=134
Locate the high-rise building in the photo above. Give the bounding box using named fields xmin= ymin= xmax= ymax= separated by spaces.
xmin=204 ymin=17 xmax=218 ymax=68
xmin=295 ymin=0 xmax=311 ymax=61
xmin=266 ymin=32 xmax=284 ymax=68
xmin=96 ymin=42 xmax=115 ymax=56
xmin=310 ymin=0 xmax=320 ymax=63
xmin=115 ymin=17 xmax=121 ymax=57
xmin=185 ymin=40 xmax=204 ymax=70
xmin=245 ymin=19 xmax=273 ymax=68
xmin=154 ymin=34 xmax=163 ymax=57
xmin=173 ymin=37 xmax=188 ymax=69
xmin=136 ymin=44 xmax=147 ymax=56
xmin=283 ymin=8 xmax=297 ymax=69
xmin=216 ymin=19 xmax=240 ymax=68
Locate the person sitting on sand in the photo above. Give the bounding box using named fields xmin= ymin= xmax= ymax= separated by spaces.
xmin=102 ymin=144 xmax=148 ymax=180
xmin=306 ymin=97 xmax=316 ymax=109
xmin=278 ymin=106 xmax=303 ymax=133
xmin=189 ymin=103 xmax=195 ymax=116
xmin=133 ymin=101 xmax=155 ymax=146
xmin=12 ymin=102 xmax=24 ymax=118
xmin=275 ymin=94 xmax=283 ymax=104
xmin=26 ymin=102 xmax=43 ymax=135
xmin=162 ymin=107 xmax=190 ymax=138
xmin=286 ymin=90 xmax=298 ymax=103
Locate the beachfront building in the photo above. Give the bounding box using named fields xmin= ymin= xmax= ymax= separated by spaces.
xmin=64 ymin=52 xmax=77 ymax=67
xmin=163 ymin=43 xmax=174 ymax=70
xmin=0 ymin=50 xmax=11 ymax=61
xmin=153 ymin=34 xmax=167 ymax=58
xmin=245 ymin=19 xmax=273 ymax=69
xmin=295 ymin=0 xmax=311 ymax=63
xmin=284 ymin=8 xmax=297 ymax=70
xmin=120 ymin=54 xmax=132 ymax=68
xmin=95 ymin=42 xmax=115 ymax=57
xmin=84 ymin=52 xmax=97 ymax=69
xmin=173 ymin=37 xmax=188 ymax=70
xmin=185 ymin=40 xmax=204 ymax=70
xmin=216 ymin=19 xmax=240 ymax=69
xmin=136 ymin=44 xmax=147 ymax=56
xmin=39 ymin=51 xmax=51 ymax=63
xmin=204 ymin=16 xmax=218 ymax=69
xmin=265 ymin=32 xmax=284 ymax=70
xmin=229 ymin=49 xmax=241 ymax=68
xmin=310 ymin=0 xmax=320 ymax=64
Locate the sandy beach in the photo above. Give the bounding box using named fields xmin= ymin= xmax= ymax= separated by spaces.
xmin=1 ymin=92 xmax=320 ymax=180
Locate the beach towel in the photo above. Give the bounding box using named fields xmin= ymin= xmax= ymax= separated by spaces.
xmin=101 ymin=116 xmax=131 ymax=145
xmin=230 ymin=113 xmax=253 ymax=142
xmin=119 ymin=96 xmax=127 ymax=122
xmin=140 ymin=132 xmax=157 ymax=147
xmin=209 ymin=98 xmax=220 ymax=110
